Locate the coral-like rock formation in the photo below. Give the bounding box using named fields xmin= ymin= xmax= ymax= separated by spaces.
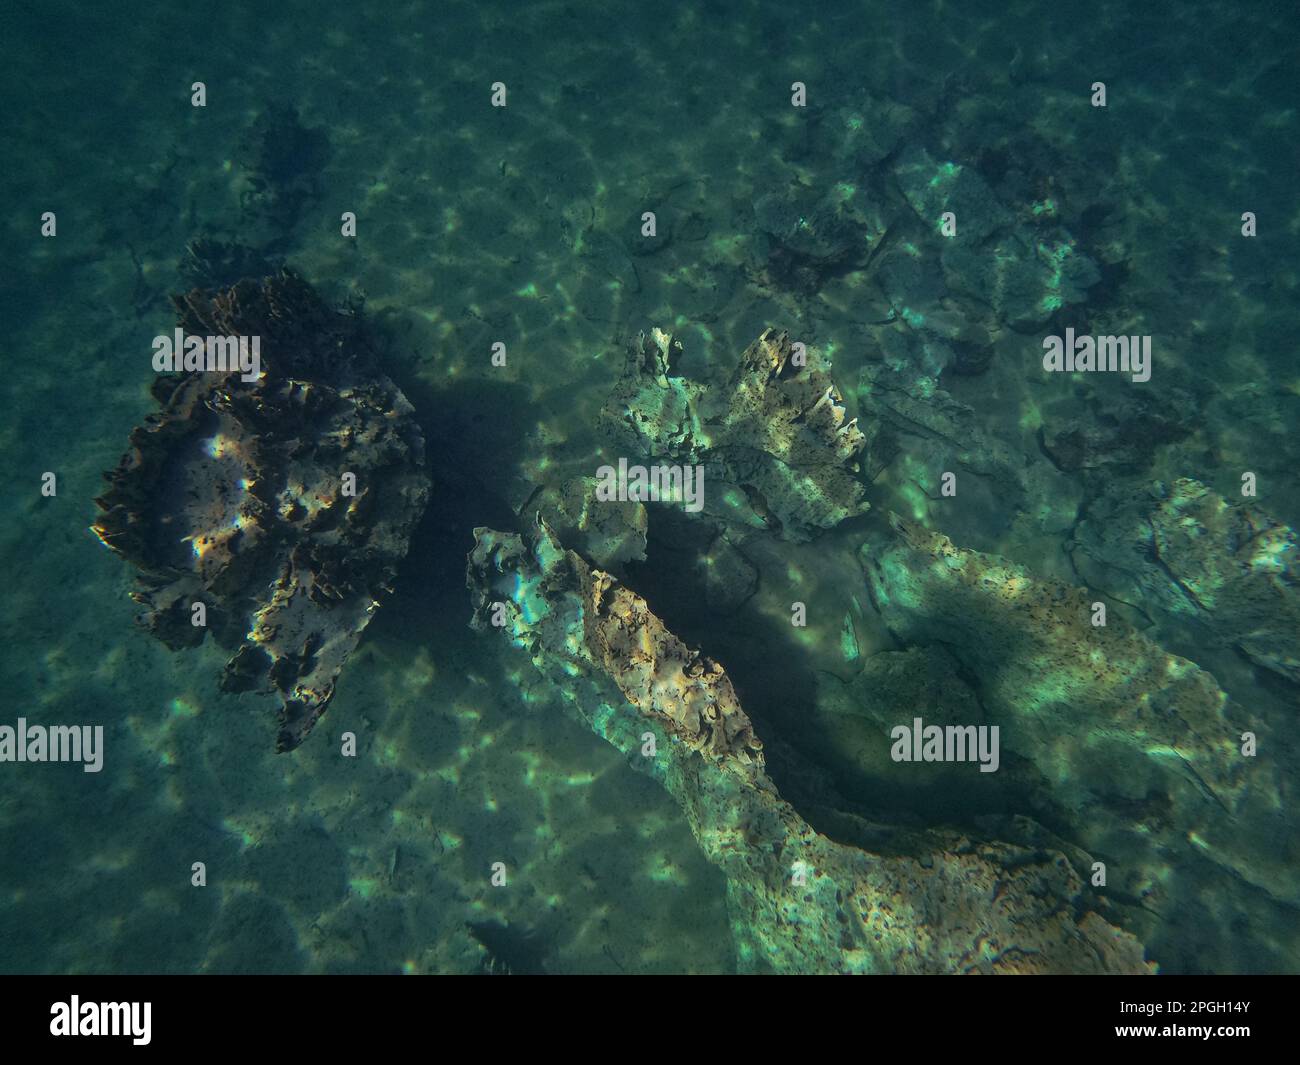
xmin=599 ymin=327 xmax=868 ymax=541
xmin=93 ymin=270 xmax=429 ymax=750
xmin=864 ymin=514 xmax=1295 ymax=903
xmin=468 ymin=519 xmax=1150 ymax=973
xmin=469 ymin=518 xmax=761 ymax=767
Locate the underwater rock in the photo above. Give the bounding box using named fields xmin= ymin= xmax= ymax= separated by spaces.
xmin=946 ymin=230 xmax=1099 ymax=332
xmin=179 ymin=238 xmax=279 ymax=291
xmin=469 ymin=518 xmax=763 ymax=767
xmin=92 ymin=270 xmax=430 ymax=750
xmin=894 ymin=146 xmax=1014 ymax=245
xmin=871 ymin=240 xmax=999 ymax=378
xmin=810 ymin=644 xmax=1043 ymax=821
xmin=1072 ymin=479 xmax=1300 ymax=685
xmin=856 ymin=352 xmax=1027 ymax=500
xmin=529 ymin=475 xmax=647 ymax=574
xmin=809 ymin=93 xmax=917 ymax=171
xmin=753 ymin=184 xmax=887 ymax=292
xmin=600 ymin=328 xmax=706 ymax=463
xmin=701 ymin=533 xmax=759 ymax=615
xmin=466 ymin=920 xmax=550 ymax=975
xmin=599 ymin=327 xmax=868 ymax=542
xmin=468 ymin=519 xmax=1150 ymax=973
xmin=892 ymin=146 xmax=1100 ymax=330
xmin=1040 ymin=387 xmax=1193 ymax=475
xmin=864 ymin=515 xmax=1295 ymax=903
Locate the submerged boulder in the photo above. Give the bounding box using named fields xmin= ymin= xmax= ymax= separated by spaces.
xmin=892 ymin=145 xmax=1100 ymax=331
xmin=92 ymin=270 xmax=430 ymax=750
xmin=752 ymin=183 xmax=887 ymax=292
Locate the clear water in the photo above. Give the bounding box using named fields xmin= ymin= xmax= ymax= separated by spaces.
xmin=1 ymin=0 xmax=1297 ymax=974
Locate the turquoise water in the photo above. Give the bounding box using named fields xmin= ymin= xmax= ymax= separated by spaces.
xmin=1 ymin=0 xmax=1297 ymax=974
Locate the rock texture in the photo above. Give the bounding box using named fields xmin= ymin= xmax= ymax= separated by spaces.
xmin=600 ymin=327 xmax=868 ymax=541
xmin=864 ymin=513 xmax=1295 ymax=904
xmin=93 ymin=270 xmax=430 ymax=750
xmin=892 ymin=145 xmax=1100 ymax=331
xmin=468 ymin=518 xmax=1150 ymax=973
xmin=1072 ymin=478 xmax=1300 ymax=686
xmin=528 ymin=476 xmax=647 ymax=575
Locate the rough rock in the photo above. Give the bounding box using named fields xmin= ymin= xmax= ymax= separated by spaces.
xmin=809 ymin=93 xmax=917 ymax=171
xmin=529 ymin=476 xmax=647 ymax=574
xmin=600 ymin=327 xmax=868 ymax=541
xmin=93 ymin=270 xmax=430 ymax=750
xmin=864 ymin=514 xmax=1295 ymax=903
xmin=1040 ymin=386 xmax=1195 ymax=476
xmin=1072 ymin=478 xmax=1300 ymax=684
xmin=892 ymin=146 xmax=1100 ymax=330
xmin=753 ymin=183 xmax=887 ymax=292
xmin=467 ymin=519 xmax=1151 ymax=974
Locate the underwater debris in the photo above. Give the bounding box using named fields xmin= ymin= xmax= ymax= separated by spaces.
xmin=599 ymin=327 xmax=868 ymax=542
xmin=863 ymin=514 xmax=1295 ymax=904
xmin=92 ymin=270 xmax=430 ymax=750
xmin=467 ymin=519 xmax=1150 ymax=974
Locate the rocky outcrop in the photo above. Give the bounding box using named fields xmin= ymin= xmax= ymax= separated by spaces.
xmin=599 ymin=327 xmax=868 ymax=541
xmin=892 ymin=145 xmax=1100 ymax=331
xmin=468 ymin=518 xmax=1150 ymax=974
xmin=752 ymin=183 xmax=887 ymax=292
xmin=1072 ymin=478 xmax=1300 ymax=686
xmin=864 ymin=514 xmax=1294 ymax=904
xmin=526 ymin=475 xmax=648 ymax=575
xmin=92 ymin=270 xmax=430 ymax=750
